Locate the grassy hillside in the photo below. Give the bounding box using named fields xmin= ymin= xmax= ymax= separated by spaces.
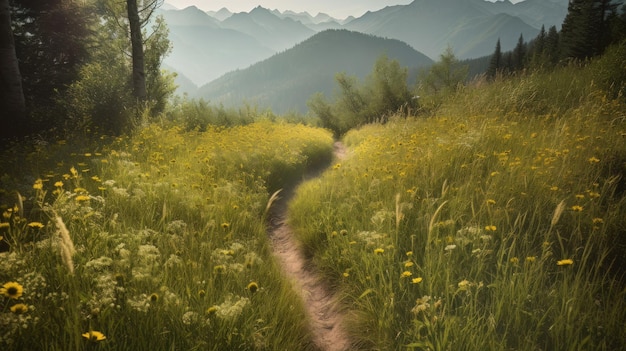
xmin=288 ymin=54 xmax=626 ymax=349
xmin=0 ymin=121 xmax=334 ymax=350
xmin=196 ymin=29 xmax=433 ymax=114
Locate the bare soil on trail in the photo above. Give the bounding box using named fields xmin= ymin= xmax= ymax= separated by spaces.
xmin=268 ymin=142 xmax=351 ymax=351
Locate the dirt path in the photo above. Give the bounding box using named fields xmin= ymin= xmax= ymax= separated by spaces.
xmin=268 ymin=141 xmax=351 ymax=351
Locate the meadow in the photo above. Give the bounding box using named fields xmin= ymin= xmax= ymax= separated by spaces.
xmin=288 ymin=56 xmax=626 ymax=349
xmin=1 ymin=51 xmax=626 ymax=350
xmin=0 ymin=120 xmax=334 ymax=350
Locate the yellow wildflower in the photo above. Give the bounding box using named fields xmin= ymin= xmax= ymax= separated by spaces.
xmin=82 ymin=331 xmax=106 ymax=342
xmin=206 ymin=306 xmax=218 ymax=315
xmin=247 ymin=282 xmax=259 ymax=293
xmin=33 ymin=179 xmax=43 ymax=190
xmin=485 ymin=225 xmax=497 ymax=232
xmin=1 ymin=282 xmax=24 ymax=299
xmin=557 ymin=259 xmax=574 ymax=266
xmin=412 ymin=277 xmax=423 ymax=284
xmin=10 ymin=303 xmax=28 ymax=314
xmin=374 ymin=248 xmax=384 ymax=255
xmin=28 ymin=222 xmax=44 ymax=229
xmin=401 ymin=271 xmax=412 ymax=278
xmin=571 ymin=205 xmax=583 ymax=212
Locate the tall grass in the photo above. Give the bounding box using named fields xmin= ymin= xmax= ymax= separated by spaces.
xmin=0 ymin=120 xmax=334 ymax=350
xmin=288 ymin=61 xmax=626 ymax=349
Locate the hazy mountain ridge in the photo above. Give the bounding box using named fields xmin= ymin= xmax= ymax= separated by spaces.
xmin=195 ymin=29 xmax=434 ymax=114
xmin=161 ymin=0 xmax=569 ymax=99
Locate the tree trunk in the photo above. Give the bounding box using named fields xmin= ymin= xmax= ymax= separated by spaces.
xmin=0 ymin=0 xmax=25 ymax=137
xmin=126 ymin=0 xmax=147 ymax=101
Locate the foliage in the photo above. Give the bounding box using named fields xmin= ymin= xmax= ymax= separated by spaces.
xmin=416 ymin=46 xmax=469 ymax=112
xmin=165 ymin=98 xmax=264 ymax=131
xmin=0 ymin=120 xmax=334 ymax=350
xmin=9 ymin=0 xmax=93 ymax=132
xmin=289 ymin=53 xmax=626 ymax=350
xmin=308 ymin=55 xmax=416 ymax=137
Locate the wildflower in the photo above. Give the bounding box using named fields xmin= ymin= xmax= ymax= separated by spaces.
xmin=444 ymin=244 xmax=457 ymax=251
xmin=571 ymin=205 xmax=583 ymax=212
xmin=588 ymin=191 xmax=600 ymax=199
xmin=340 ymin=229 xmax=348 ymax=236
xmin=406 ymin=251 xmax=413 ymax=257
xmin=82 ymin=331 xmax=106 ymax=342
xmin=588 ymin=157 xmax=600 ymax=163
xmin=0 ymin=222 xmax=9 ymax=229
xmin=401 ymin=271 xmax=412 ymax=278
xmin=458 ymin=279 xmax=471 ymax=291
xmin=342 ymin=272 xmax=350 ymax=278
xmin=510 ymin=257 xmax=519 ymax=265
xmin=221 ymin=222 xmax=230 ymax=230
xmin=54 ymin=181 xmax=63 ymax=187
xmin=412 ymin=277 xmax=423 ymax=284
xmin=10 ymin=303 xmax=28 ymax=314
xmin=485 ymin=225 xmax=497 ymax=232
xmin=374 ymin=248 xmax=384 ymax=255
xmin=486 ymin=199 xmax=496 ymax=205
xmin=1 ymin=281 xmax=24 ymax=299
xmin=198 ymin=290 xmax=206 ymax=298
xmin=247 ymin=282 xmax=259 ymax=294
xmin=28 ymin=222 xmax=45 ymax=229
xmin=412 ymin=295 xmax=431 ymax=314
xmin=206 ymin=305 xmax=218 ymax=315
xmin=33 ymin=179 xmax=43 ymax=190
xmin=557 ymin=259 xmax=574 ymax=266
xmin=404 ymin=261 xmax=414 ymax=268
xmin=75 ymin=195 xmax=90 ymax=203
xmin=490 ymin=171 xmax=500 ymax=177
xmin=592 ymin=218 xmax=604 ymax=224
xmin=526 ymin=256 xmax=536 ymax=263
xmin=213 ymin=265 xmax=225 ymax=274
xmin=575 ymin=194 xmax=585 ymax=200
xmin=550 ymin=186 xmax=559 ymax=191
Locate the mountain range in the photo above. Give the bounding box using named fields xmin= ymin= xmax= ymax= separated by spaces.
xmin=159 ymin=0 xmax=570 ymax=110
xmin=196 ymin=29 xmax=433 ymax=113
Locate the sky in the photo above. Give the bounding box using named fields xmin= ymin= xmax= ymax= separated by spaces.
xmin=164 ymin=0 xmax=526 ymax=19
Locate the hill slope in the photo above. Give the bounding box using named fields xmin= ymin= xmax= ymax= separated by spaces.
xmin=195 ymin=29 xmax=434 ymax=114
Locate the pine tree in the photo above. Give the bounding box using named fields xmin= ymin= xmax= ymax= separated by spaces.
xmin=545 ymin=25 xmax=560 ymax=66
xmin=560 ymin=0 xmax=621 ymax=60
xmin=512 ymin=34 xmax=527 ymax=71
xmin=487 ymin=38 xmax=502 ymax=79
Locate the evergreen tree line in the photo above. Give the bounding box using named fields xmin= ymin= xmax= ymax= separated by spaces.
xmin=487 ymin=0 xmax=626 ymax=79
xmin=0 ymin=0 xmax=175 ymax=140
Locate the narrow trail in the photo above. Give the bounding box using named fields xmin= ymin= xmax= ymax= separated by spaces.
xmin=268 ymin=142 xmax=351 ymax=351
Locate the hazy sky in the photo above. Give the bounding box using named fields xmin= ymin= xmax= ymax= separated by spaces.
xmin=165 ymin=0 xmax=526 ymax=19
